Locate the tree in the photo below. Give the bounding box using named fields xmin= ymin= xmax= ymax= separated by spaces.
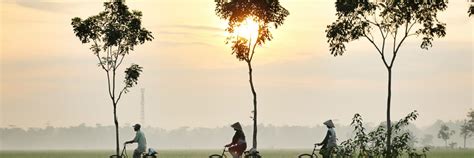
xmin=460 ymin=109 xmax=474 ymax=148
xmin=448 ymin=142 xmax=457 ymax=149
xmin=215 ymin=0 xmax=289 ymax=150
xmin=420 ymin=134 xmax=434 ymax=147
xmin=325 ymin=0 xmax=447 ymax=157
xmin=71 ymin=1 xmax=153 ymax=156
xmin=438 ymin=124 xmax=455 ymax=148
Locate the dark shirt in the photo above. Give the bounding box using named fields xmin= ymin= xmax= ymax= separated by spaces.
xmin=230 ymin=130 xmax=246 ymax=145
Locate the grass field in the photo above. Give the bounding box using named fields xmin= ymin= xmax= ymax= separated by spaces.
xmin=0 ymin=149 xmax=473 ymax=158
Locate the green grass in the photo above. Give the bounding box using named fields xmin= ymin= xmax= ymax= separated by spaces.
xmin=0 ymin=149 xmax=473 ymax=158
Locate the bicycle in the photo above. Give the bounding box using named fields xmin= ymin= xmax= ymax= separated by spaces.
xmin=110 ymin=144 xmax=129 ymax=158
xmin=243 ymin=151 xmax=261 ymax=158
xmin=110 ymin=144 xmax=158 ymax=158
xmin=142 ymin=148 xmax=158 ymax=158
xmin=298 ymin=144 xmax=320 ymax=158
xmin=209 ymin=147 xmax=229 ymax=158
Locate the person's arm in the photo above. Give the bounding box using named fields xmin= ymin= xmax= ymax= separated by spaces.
xmin=225 ymin=132 xmax=238 ymax=147
xmin=125 ymin=132 xmax=139 ymax=144
xmin=316 ymin=130 xmax=330 ymax=146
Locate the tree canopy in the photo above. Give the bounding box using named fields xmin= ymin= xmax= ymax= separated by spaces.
xmin=326 ymin=0 xmax=447 ymax=58
xmin=72 ymin=2 xmax=153 ymax=70
xmin=215 ymin=0 xmax=289 ymax=62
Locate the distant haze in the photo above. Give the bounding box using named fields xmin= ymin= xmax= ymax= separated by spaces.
xmin=0 ymin=0 xmax=472 ymax=130
xmin=1 ymin=120 xmax=473 ymax=150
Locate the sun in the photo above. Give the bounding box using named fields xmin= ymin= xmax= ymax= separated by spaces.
xmin=233 ymin=17 xmax=260 ymax=45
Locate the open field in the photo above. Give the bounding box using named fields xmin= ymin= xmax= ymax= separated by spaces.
xmin=0 ymin=149 xmax=473 ymax=158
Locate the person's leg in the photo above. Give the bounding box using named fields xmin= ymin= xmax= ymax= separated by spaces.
xmin=133 ymin=149 xmax=141 ymax=158
xmin=236 ymin=144 xmax=246 ymax=158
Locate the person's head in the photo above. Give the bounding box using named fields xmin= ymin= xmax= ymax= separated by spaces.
xmin=231 ymin=122 xmax=243 ymax=132
xmin=133 ymin=124 xmax=141 ymax=131
xmin=323 ymin=120 xmax=335 ymax=129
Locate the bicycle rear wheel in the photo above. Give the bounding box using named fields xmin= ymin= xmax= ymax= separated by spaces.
xmin=209 ymin=154 xmax=224 ymax=158
xmin=244 ymin=153 xmax=261 ymax=158
xmin=298 ymin=153 xmax=315 ymax=158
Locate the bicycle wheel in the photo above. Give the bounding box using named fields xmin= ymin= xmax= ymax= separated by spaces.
xmin=209 ymin=154 xmax=223 ymax=158
xmin=298 ymin=153 xmax=314 ymax=158
xmin=244 ymin=153 xmax=261 ymax=158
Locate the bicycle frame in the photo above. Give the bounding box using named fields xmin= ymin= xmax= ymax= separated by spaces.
xmin=110 ymin=144 xmax=128 ymax=158
xmin=297 ymin=144 xmax=319 ymax=158
xmin=209 ymin=147 xmax=228 ymax=158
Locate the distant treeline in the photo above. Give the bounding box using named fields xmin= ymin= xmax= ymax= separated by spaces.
xmin=0 ymin=120 xmax=471 ymax=150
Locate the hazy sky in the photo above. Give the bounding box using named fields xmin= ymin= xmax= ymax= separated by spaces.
xmin=0 ymin=0 xmax=472 ymax=130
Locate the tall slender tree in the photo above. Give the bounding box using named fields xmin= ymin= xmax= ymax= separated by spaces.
xmin=71 ymin=1 xmax=153 ymax=156
xmin=460 ymin=109 xmax=474 ymax=148
xmin=215 ymin=0 xmax=289 ymax=150
xmin=325 ymin=0 xmax=447 ymax=157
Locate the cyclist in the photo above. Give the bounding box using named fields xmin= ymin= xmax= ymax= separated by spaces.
xmin=225 ymin=122 xmax=247 ymax=158
xmin=315 ymin=120 xmax=337 ymax=158
xmin=125 ymin=124 xmax=147 ymax=158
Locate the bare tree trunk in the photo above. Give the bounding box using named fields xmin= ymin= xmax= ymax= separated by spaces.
xmin=464 ymin=135 xmax=466 ymax=148
xmin=386 ymin=68 xmax=393 ymax=158
xmin=247 ymin=61 xmax=258 ymax=150
xmin=114 ymin=104 xmax=120 ymax=156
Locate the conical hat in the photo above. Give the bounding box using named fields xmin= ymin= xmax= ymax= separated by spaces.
xmin=323 ymin=120 xmax=335 ymax=128
xmin=231 ymin=122 xmax=243 ymax=131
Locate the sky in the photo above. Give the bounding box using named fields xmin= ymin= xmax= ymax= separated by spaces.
xmin=0 ymin=0 xmax=472 ymax=130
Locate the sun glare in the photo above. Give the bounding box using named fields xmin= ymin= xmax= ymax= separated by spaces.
xmin=233 ymin=17 xmax=260 ymax=45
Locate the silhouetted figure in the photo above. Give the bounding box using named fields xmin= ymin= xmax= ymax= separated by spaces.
xmin=125 ymin=124 xmax=147 ymax=158
xmin=225 ymin=122 xmax=247 ymax=158
xmin=315 ymin=120 xmax=337 ymax=158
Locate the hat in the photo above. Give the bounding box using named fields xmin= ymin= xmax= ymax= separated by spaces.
xmin=231 ymin=122 xmax=243 ymax=131
xmin=323 ymin=120 xmax=335 ymax=128
xmin=133 ymin=124 xmax=141 ymax=129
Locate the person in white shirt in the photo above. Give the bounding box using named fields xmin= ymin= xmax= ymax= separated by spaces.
xmin=125 ymin=124 xmax=147 ymax=158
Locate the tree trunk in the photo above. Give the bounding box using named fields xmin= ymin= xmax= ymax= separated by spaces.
xmin=247 ymin=61 xmax=258 ymax=150
xmin=464 ymin=135 xmax=466 ymax=148
xmin=114 ymin=104 xmax=120 ymax=156
xmin=385 ymin=68 xmax=393 ymax=158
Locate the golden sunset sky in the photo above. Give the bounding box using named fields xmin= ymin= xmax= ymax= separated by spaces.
xmin=0 ymin=0 xmax=472 ymax=129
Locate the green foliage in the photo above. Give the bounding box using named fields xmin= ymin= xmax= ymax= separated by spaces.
xmin=71 ymin=1 xmax=153 ymax=70
xmin=326 ymin=0 xmax=447 ymax=57
xmin=215 ymin=0 xmax=289 ymax=62
xmin=336 ymin=111 xmax=423 ymax=157
xmin=438 ymin=124 xmax=455 ymax=147
xmin=459 ymin=109 xmax=474 ymax=148
xmin=124 ymin=64 xmax=143 ymax=93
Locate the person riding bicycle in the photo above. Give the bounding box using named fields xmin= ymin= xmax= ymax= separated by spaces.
xmin=125 ymin=124 xmax=147 ymax=158
xmin=315 ymin=120 xmax=337 ymax=158
xmin=225 ymin=122 xmax=247 ymax=158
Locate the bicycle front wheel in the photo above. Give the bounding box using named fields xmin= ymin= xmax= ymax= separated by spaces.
xmin=297 ymin=153 xmax=315 ymax=158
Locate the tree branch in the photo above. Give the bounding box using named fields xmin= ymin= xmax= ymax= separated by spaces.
xmin=106 ymin=70 xmax=114 ymax=102
xmin=93 ymin=40 xmax=108 ymax=71
xmin=115 ymin=87 xmax=127 ymax=105
xmin=390 ymin=22 xmax=411 ymax=68
xmin=116 ymin=54 xmax=126 ymax=69
xmin=364 ymin=34 xmax=390 ymax=68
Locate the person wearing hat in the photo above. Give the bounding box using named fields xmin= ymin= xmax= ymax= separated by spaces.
xmin=315 ymin=120 xmax=337 ymax=158
xmin=225 ymin=122 xmax=247 ymax=158
xmin=125 ymin=124 xmax=147 ymax=158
